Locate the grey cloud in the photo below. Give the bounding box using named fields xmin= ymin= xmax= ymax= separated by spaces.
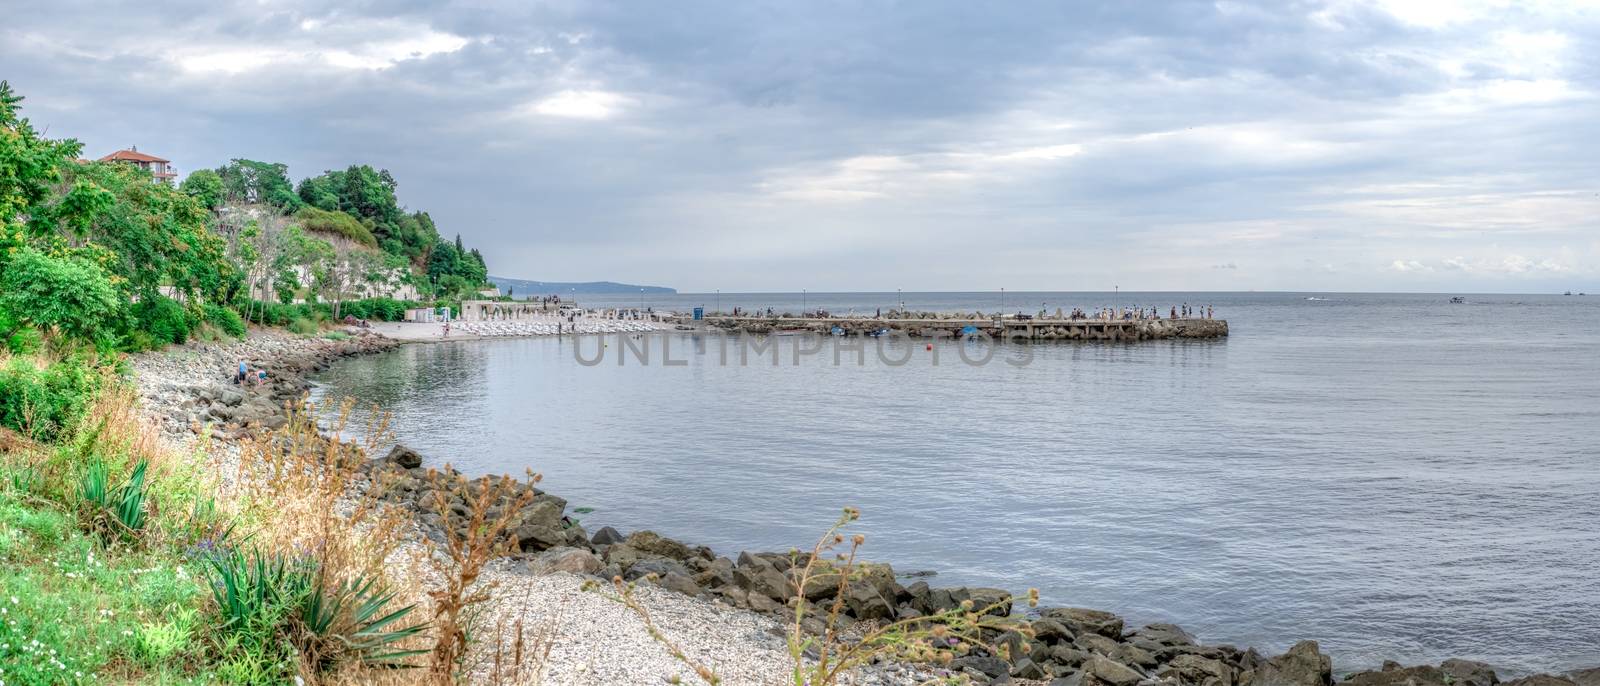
xmin=3 ymin=0 xmax=1598 ymax=292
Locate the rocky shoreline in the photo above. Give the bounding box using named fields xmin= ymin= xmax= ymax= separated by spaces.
xmin=131 ymin=329 xmax=1598 ymax=686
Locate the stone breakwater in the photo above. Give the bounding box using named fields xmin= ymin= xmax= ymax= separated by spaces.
xmin=697 ymin=312 xmax=1229 ymax=342
xmin=131 ymin=329 xmax=1597 ymax=686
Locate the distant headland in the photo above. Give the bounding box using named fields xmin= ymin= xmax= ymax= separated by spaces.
xmin=489 ymin=275 xmax=677 ymax=295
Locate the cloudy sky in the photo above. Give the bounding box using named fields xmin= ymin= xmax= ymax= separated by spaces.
xmin=4 ymin=0 xmax=1597 ymax=293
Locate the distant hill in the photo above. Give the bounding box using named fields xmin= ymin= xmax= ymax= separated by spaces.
xmin=489 ymin=276 xmax=677 ymax=296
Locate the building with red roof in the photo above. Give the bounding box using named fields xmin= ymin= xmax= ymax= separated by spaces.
xmin=98 ymin=146 xmax=176 ymax=183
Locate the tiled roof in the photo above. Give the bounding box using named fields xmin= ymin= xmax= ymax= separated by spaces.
xmin=99 ymin=149 xmax=170 ymax=163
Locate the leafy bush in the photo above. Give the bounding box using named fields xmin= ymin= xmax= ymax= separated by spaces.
xmin=136 ymin=295 xmax=191 ymax=345
xmin=0 ymin=247 xmax=126 ymax=346
xmin=0 ymin=355 xmax=102 ymax=442
xmin=287 ymin=317 xmax=318 ymax=335
xmin=206 ymin=303 xmax=248 ymax=338
xmin=294 ymin=206 xmax=378 ymax=248
xmin=121 ymin=329 xmax=160 ymax=352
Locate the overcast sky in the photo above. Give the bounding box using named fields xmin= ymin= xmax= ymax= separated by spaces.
xmin=4 ymin=1 xmax=1597 ymax=293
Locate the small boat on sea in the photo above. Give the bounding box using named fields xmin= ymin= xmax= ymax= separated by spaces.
xmin=1450 ymin=297 xmax=1466 ymax=304
xmin=773 ymin=329 xmax=810 ymax=336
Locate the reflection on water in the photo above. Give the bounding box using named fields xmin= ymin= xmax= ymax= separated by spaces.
xmin=313 ymin=292 xmax=1600 ymax=673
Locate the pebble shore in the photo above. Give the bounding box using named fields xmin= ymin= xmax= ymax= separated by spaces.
xmin=128 ymin=328 xmax=1600 ymax=686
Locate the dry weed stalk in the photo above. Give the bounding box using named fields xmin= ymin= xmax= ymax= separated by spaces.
xmin=605 ymin=576 xmax=724 ymax=685
xmin=237 ymin=397 xmax=407 ymax=583
xmin=786 ymin=507 xmax=1038 ymax=686
xmin=424 ymin=465 xmax=539 ymax=684
xmin=234 ymin=397 xmax=430 ymax=680
xmin=481 ymin=585 xmax=560 ymax=686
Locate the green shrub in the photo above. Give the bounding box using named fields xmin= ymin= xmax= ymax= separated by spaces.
xmin=287 ymin=317 xmax=318 ymax=335
xmin=122 ymin=329 xmax=160 ymax=352
xmin=205 ymin=304 xmax=247 ymax=338
xmin=79 ymin=458 xmax=150 ymax=544
xmin=204 ymin=548 xmax=425 ymax=677
xmin=0 ymin=355 xmax=102 ymax=442
xmin=136 ymin=295 xmax=191 ymax=345
xmin=294 ymin=206 xmax=378 ymax=248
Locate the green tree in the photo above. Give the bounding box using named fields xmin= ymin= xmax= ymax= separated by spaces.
xmin=37 ymin=161 xmax=239 ymax=303
xmin=0 ymin=247 xmax=123 ymax=345
xmin=179 ymin=168 xmax=225 ymax=210
xmin=0 ymin=80 xmax=83 ymax=246
xmin=217 ymin=159 xmax=302 ymax=210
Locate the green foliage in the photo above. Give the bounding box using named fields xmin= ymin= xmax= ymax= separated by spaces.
xmin=135 ymin=295 xmax=192 ymax=345
xmin=338 ymin=296 xmax=414 ymax=321
xmin=31 ymin=160 xmax=240 ymax=305
xmin=0 ymin=354 xmax=101 ymax=442
xmin=294 ymin=205 xmax=377 ymax=248
xmin=287 ymin=317 xmax=319 ymax=335
xmin=79 ymin=458 xmax=150 ymax=543
xmin=298 ymin=569 xmax=428 ymax=671
xmin=0 ymin=489 xmax=209 ymax=683
xmin=217 ymin=158 xmax=302 ymax=211
xmin=203 ymin=548 xmax=424 ymax=678
xmin=0 ymin=80 xmax=85 ymax=238
xmin=426 ymin=235 xmax=489 ymax=295
xmin=0 ymin=247 xmax=125 ymax=346
xmin=249 ymin=297 xmax=419 ymax=326
xmin=205 ymin=303 xmax=247 ymax=338
xmin=180 ymin=168 xmax=225 ymax=210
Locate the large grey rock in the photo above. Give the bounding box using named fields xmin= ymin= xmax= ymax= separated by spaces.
xmin=528 ymin=547 xmax=602 ymax=575
xmin=1502 ymin=677 xmax=1577 ymax=686
xmin=1441 ymin=661 xmax=1499 ymax=686
xmin=1253 ymin=640 xmax=1331 ymax=686
xmin=1013 ymin=658 xmax=1049 ymax=680
xmin=732 ymin=555 xmax=791 ymax=601
xmin=626 ymin=558 xmax=692 ymax=582
xmin=1075 ymin=633 xmax=1122 ymax=656
xmin=626 ymin=530 xmax=695 ymax=560
xmin=512 ymin=500 xmax=566 ymax=551
xmin=653 ymin=571 xmax=703 ymax=597
xmin=1041 ymin=607 xmax=1125 ymax=639
xmin=1032 ymin=618 xmax=1076 ymax=644
xmin=843 ymin=580 xmax=895 ymax=620
xmin=1161 ymin=654 xmax=1235 ymax=686
xmin=950 ymin=656 xmax=1011 ymax=679
xmin=384 ymin=444 xmax=423 ymax=469
xmin=1133 ymin=622 xmax=1197 ymax=646
xmin=1566 ymin=668 xmax=1600 ymax=686
xmin=590 ymin=526 xmax=625 ymax=546
xmin=1343 ymin=665 xmax=1450 ymax=686
xmin=1083 ymin=655 xmax=1144 ymax=686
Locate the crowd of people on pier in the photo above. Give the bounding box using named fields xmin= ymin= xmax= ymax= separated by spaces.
xmin=1062 ymin=304 xmax=1215 ymax=321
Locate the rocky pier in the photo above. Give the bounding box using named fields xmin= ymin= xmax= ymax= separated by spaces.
xmin=688 ymin=313 xmax=1229 ymax=342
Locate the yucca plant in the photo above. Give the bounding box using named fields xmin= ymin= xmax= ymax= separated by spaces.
xmin=205 ymin=547 xmax=309 ymax=633
xmin=297 ymin=568 xmax=428 ymax=671
xmin=78 ymin=457 xmax=149 ymax=543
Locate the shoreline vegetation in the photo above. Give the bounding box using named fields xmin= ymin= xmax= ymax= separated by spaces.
xmin=0 ymin=81 xmax=1595 ymax=686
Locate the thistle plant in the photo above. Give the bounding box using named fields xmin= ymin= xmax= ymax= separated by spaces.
xmin=786 ymin=507 xmax=1037 ymax=686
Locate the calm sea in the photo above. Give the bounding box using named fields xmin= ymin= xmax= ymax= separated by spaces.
xmin=312 ymin=292 xmax=1600 ymax=674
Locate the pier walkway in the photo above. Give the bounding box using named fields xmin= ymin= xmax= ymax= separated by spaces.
xmin=678 ymin=315 xmax=1228 ymax=342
